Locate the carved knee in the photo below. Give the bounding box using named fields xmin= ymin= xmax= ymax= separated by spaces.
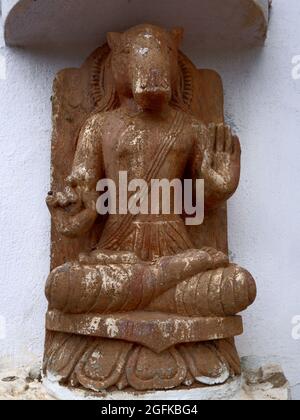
xmin=45 ymin=262 xmax=148 ymax=314
xmin=220 ymin=265 xmax=257 ymax=315
xmin=198 ymin=264 xmax=257 ymax=316
xmin=148 ymin=264 xmax=256 ymax=317
xmin=45 ymin=262 xmax=99 ymax=313
xmin=191 ymin=264 xmax=256 ymax=317
xmin=45 ymin=263 xmax=74 ymax=311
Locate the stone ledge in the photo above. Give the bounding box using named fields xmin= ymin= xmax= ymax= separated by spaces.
xmin=46 ymin=310 xmax=243 ymax=353
xmin=3 ymin=0 xmax=270 ymax=50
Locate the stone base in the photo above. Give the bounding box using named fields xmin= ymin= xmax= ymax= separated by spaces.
xmin=44 ymin=376 xmax=242 ymax=401
xmin=43 ymin=359 xmax=291 ymax=401
xmin=44 ymin=332 xmax=242 ymax=391
xmin=0 ymin=359 xmax=290 ymax=400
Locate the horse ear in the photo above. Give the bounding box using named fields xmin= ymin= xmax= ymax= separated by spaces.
xmin=170 ymin=27 xmax=184 ymax=47
xmin=107 ymin=32 xmax=122 ymax=50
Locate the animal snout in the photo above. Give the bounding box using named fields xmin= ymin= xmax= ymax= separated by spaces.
xmin=133 ymin=69 xmax=172 ymax=109
xmin=136 ymin=68 xmax=170 ymax=93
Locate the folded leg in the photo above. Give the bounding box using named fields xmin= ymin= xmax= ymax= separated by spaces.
xmin=46 ymin=248 xmax=229 ymax=314
xmin=147 ymin=264 xmax=256 ymax=316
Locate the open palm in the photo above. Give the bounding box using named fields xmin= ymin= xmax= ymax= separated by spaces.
xmin=201 ymin=123 xmax=241 ymax=199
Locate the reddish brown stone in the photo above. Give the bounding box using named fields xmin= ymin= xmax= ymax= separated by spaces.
xmin=44 ymin=23 xmax=256 ymax=393
xmin=46 ymin=310 xmax=243 ymax=353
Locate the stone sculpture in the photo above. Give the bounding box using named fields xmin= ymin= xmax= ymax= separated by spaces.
xmin=44 ymin=24 xmax=256 ymax=394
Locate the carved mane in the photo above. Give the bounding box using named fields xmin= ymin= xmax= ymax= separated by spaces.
xmin=89 ymin=44 xmax=194 ymax=115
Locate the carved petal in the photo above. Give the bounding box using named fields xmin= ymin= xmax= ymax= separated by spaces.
xmin=126 ymin=347 xmax=187 ymax=391
xmin=179 ymin=342 xmax=231 ymax=385
xmin=215 ymin=338 xmax=241 ymax=376
xmin=46 ymin=333 xmax=89 ymax=382
xmin=75 ymin=339 xmax=133 ymax=392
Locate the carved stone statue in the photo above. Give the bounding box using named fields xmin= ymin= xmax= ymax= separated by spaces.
xmin=44 ymin=24 xmax=256 ymax=393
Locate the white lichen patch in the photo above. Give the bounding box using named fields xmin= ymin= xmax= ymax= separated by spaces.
xmin=91 ymin=350 xmax=103 ymax=360
xmin=138 ymin=47 xmax=149 ymax=56
xmin=196 ymin=364 xmax=230 ymax=386
xmin=72 ymin=164 xmax=93 ymax=183
xmin=97 ymin=266 xmax=128 ymax=303
xmin=84 ymin=271 xmax=99 ymax=289
xmin=157 ymin=320 xmax=172 ymax=339
xmin=105 ymin=318 xmax=119 ymax=338
xmin=88 ymin=317 xmax=101 ymax=333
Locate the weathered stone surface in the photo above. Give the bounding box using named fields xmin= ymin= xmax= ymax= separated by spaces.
xmin=0 ymin=360 xmax=289 ymax=400
xmin=43 ymin=23 xmax=257 ymax=394
xmin=43 ymin=359 xmax=290 ymax=400
xmin=46 ymin=310 xmax=243 ymax=352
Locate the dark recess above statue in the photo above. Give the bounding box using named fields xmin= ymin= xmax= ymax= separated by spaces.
xmin=4 ymin=0 xmax=270 ymax=50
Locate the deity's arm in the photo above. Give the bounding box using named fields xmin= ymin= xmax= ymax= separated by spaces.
xmin=47 ymin=114 xmax=105 ymax=237
xmin=68 ymin=114 xmax=104 ymax=195
xmin=191 ymin=121 xmax=241 ymax=209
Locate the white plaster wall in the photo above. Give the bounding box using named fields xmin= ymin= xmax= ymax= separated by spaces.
xmin=0 ymin=0 xmax=299 ymax=399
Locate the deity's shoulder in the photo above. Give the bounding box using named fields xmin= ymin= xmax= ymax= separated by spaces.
xmin=186 ymin=115 xmax=208 ymax=143
xmin=79 ymin=111 xmax=110 ymax=141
